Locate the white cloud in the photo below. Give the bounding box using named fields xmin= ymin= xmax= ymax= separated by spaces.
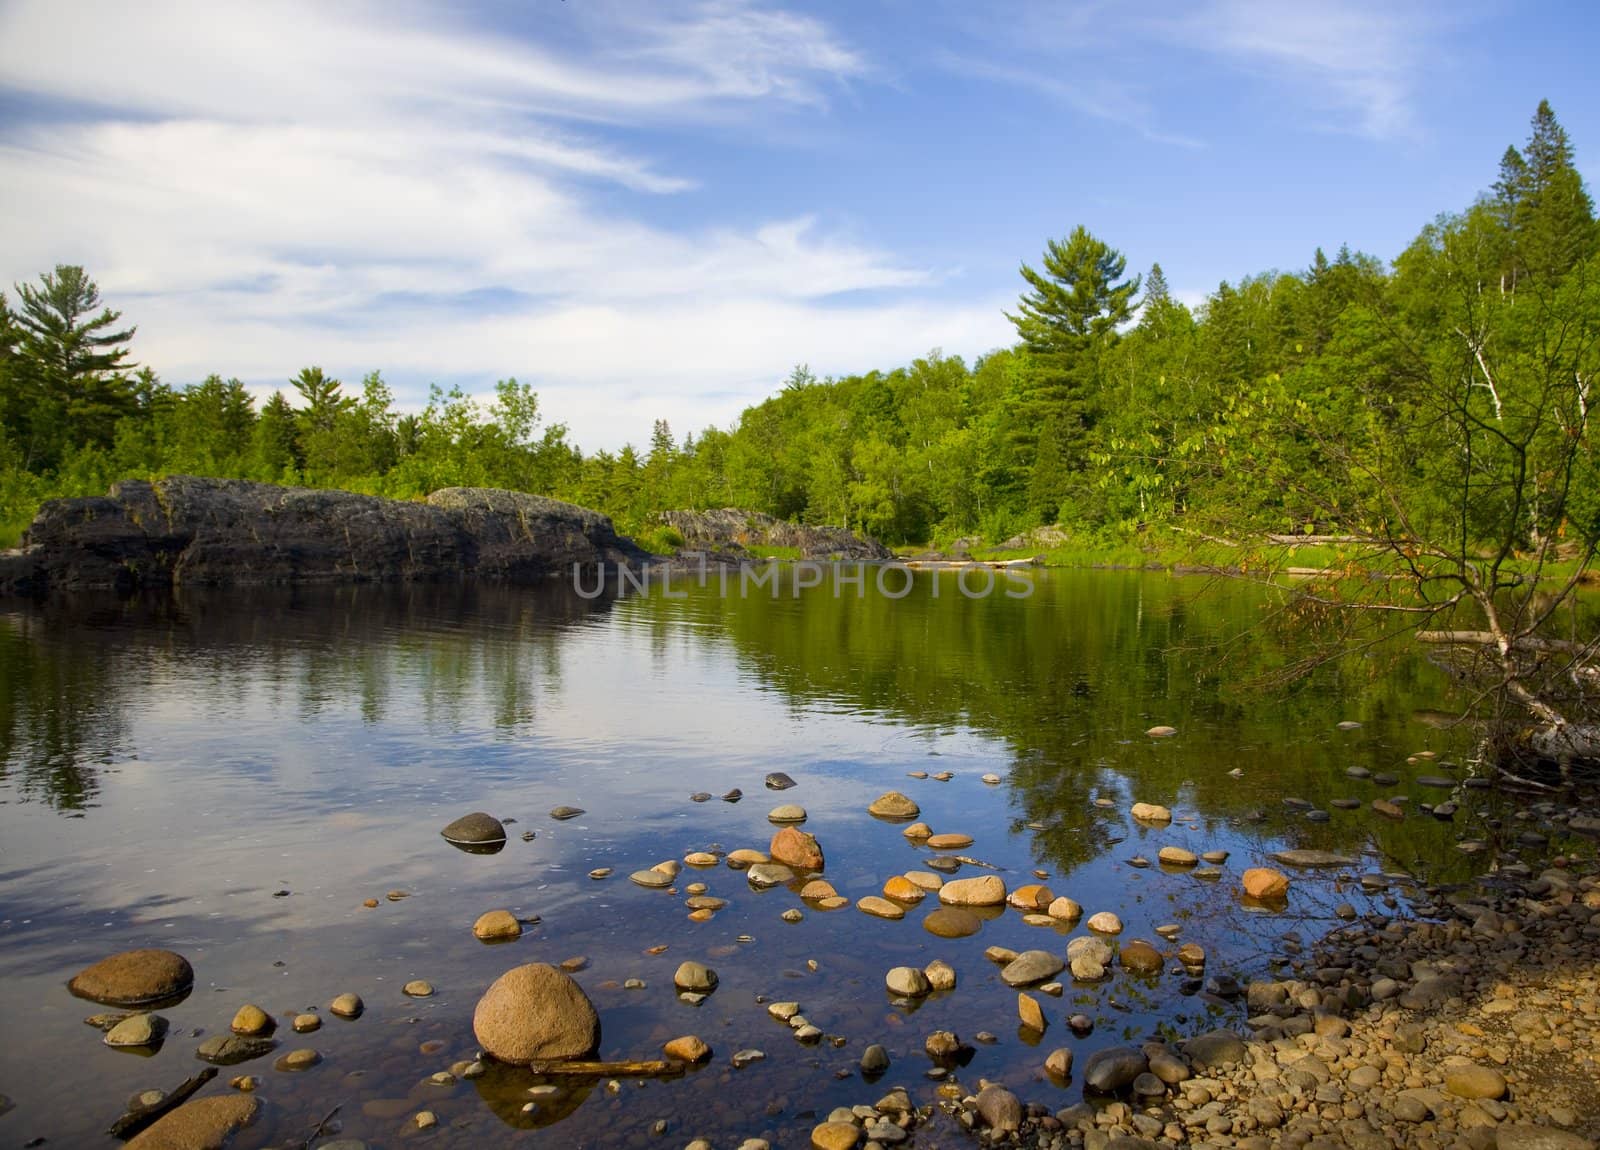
xmin=0 ymin=0 xmax=999 ymax=451
xmin=1169 ymin=0 xmax=1429 ymax=139
xmin=930 ymin=0 xmax=1438 ymax=145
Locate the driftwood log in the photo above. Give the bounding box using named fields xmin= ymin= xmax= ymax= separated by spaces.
xmin=525 ymin=1058 xmax=686 ymax=1078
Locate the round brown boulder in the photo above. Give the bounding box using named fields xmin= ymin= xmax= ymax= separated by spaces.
xmin=868 ymin=791 xmax=920 ymax=819
xmin=924 ymin=907 xmax=983 ymax=937
xmin=126 ymin=1094 xmax=260 ymax=1150
xmin=769 ymin=826 xmax=824 ymax=871
xmin=473 ymin=910 xmax=523 ymax=942
xmin=68 ymin=949 xmax=194 ymax=1007
xmin=472 ymin=963 xmax=600 ymax=1065
xmin=1119 ymin=939 xmax=1164 ymax=976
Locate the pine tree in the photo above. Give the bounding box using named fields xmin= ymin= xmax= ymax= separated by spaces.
xmin=1006 ymin=227 xmax=1141 ymax=487
xmin=1491 ymin=145 xmax=1531 ymax=292
xmin=10 ymin=265 xmax=136 ymax=463
xmin=1519 ymin=100 xmax=1596 ymax=282
xmin=290 ymin=367 xmax=350 ymax=434
xmin=252 ymin=391 xmax=301 ymax=479
xmin=1026 ymin=414 xmax=1069 ymax=525
xmin=1137 ymin=262 xmax=1186 ymax=339
xmin=0 ymin=292 xmax=21 ymax=447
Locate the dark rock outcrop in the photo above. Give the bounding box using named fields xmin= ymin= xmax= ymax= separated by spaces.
xmin=657 ymin=508 xmax=891 ymax=561
xmin=0 ymin=477 xmax=651 ymax=594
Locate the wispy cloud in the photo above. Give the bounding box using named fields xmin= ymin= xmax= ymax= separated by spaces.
xmin=936 ymin=51 xmax=1205 ymax=150
xmin=1164 ymin=1 xmax=1430 ymax=140
xmin=0 ymin=1 xmax=994 ymax=449
xmin=927 ymin=0 xmax=1437 ymax=146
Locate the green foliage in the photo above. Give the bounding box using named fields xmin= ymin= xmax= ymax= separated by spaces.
xmin=0 ymin=103 xmax=1593 ymax=571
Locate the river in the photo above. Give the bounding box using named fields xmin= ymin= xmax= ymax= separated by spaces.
xmin=0 ymin=569 xmax=1547 ymax=1147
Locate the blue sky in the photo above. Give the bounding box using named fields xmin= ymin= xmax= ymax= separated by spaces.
xmin=1 ymin=0 xmax=1596 ymax=451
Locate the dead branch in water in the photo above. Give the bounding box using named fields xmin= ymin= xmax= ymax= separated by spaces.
xmin=525 ymin=1058 xmax=687 ymax=1078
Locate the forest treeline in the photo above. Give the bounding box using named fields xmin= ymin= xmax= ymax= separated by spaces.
xmin=1 ymin=101 xmax=1595 ymax=553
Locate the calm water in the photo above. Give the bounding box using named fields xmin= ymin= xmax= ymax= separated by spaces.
xmin=0 ymin=570 xmax=1542 ymax=1147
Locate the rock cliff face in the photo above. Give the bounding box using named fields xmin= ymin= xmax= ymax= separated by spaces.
xmin=657 ymin=508 xmax=891 ymax=561
xmin=0 ymin=477 xmax=651 ymax=594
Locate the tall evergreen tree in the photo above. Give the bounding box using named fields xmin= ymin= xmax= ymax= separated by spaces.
xmin=1518 ymin=100 xmax=1596 ymax=282
xmin=1026 ymin=414 xmax=1069 ymax=525
xmin=252 ymin=391 xmax=301 ymax=479
xmin=1006 ymin=227 xmax=1140 ymax=504
xmin=9 ymin=265 xmax=136 ymax=463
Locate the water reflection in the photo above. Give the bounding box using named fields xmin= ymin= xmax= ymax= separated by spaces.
xmin=0 ymin=571 xmax=1541 ymax=1148
xmin=0 ymin=583 xmax=621 ymax=811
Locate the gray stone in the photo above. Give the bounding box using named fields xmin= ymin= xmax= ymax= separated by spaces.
xmin=1001 ymin=949 xmax=1065 ymax=986
xmin=1 ymin=478 xmax=652 ymax=594
xmin=746 ymin=863 xmax=795 ymax=889
xmin=975 ymin=1084 xmax=1022 ymax=1133
xmin=105 ymin=1012 xmax=167 ymax=1048
xmin=673 ymin=962 xmax=718 ymax=992
xmin=1082 ymin=1046 xmax=1148 ymax=1093
xmin=885 ymin=967 xmax=931 ymax=997
xmin=1445 ymin=1064 xmax=1507 ymax=1100
xmin=441 ymin=812 xmax=505 ymax=845
xmin=1494 ymin=1127 xmax=1597 ymax=1150
xmin=1270 ymin=849 xmax=1357 ymax=868
xmin=1183 ymin=1030 xmax=1248 ymax=1070
xmin=195 ymin=1034 xmax=275 ymax=1065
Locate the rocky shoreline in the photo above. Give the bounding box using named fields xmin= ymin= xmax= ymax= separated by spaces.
xmin=0 ymin=477 xmax=652 ymax=594
xmin=25 ymin=767 xmax=1600 ymax=1150
xmin=920 ymin=856 xmax=1600 ymax=1150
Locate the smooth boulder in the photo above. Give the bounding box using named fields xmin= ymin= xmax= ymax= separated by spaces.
xmin=673 ymin=961 xmax=718 ymax=993
xmin=975 ymin=1084 xmax=1023 ymax=1132
xmin=868 ymin=792 xmax=920 ymax=819
xmin=68 ymin=949 xmax=194 ymax=1007
xmin=105 ymin=1012 xmax=167 ymax=1048
xmin=938 ymin=875 xmax=1007 ymax=906
xmin=1119 ymin=939 xmax=1164 ymax=975
xmin=1000 ymin=950 xmax=1064 ymax=986
xmin=886 ymin=966 xmax=931 ymax=997
xmin=1082 ymin=1046 xmax=1148 ymax=1093
xmin=472 ymin=963 xmax=601 ymax=1064
xmin=473 ymin=910 xmax=522 ymax=941
xmin=441 ymin=811 xmax=506 ymax=846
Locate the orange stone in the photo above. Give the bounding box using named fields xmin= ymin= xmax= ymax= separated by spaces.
xmin=883 ymin=875 xmax=926 ymax=903
xmin=1008 ymin=884 xmax=1054 ymax=911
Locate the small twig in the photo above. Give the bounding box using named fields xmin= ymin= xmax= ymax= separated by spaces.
xmin=294 ymin=1101 xmax=344 ymax=1150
